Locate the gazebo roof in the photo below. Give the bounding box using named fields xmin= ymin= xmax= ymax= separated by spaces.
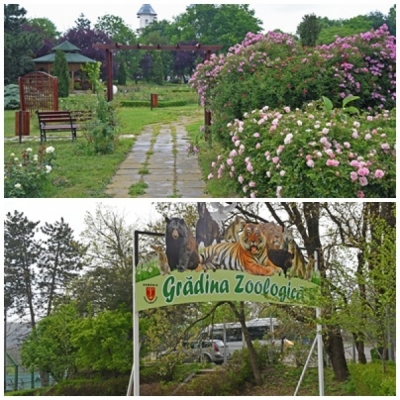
xmin=52 ymin=40 xmax=81 ymax=52
xmin=32 ymin=40 xmax=96 ymax=64
xmin=33 ymin=52 xmax=97 ymax=64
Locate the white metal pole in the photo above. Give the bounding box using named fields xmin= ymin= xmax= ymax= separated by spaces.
xmin=128 ymin=231 xmax=140 ymax=396
xmin=294 ymin=335 xmax=318 ymax=396
xmin=315 ymin=249 xmax=324 ymax=396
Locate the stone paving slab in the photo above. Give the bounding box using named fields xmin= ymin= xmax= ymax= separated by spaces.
xmin=105 ymin=117 xmax=210 ymax=198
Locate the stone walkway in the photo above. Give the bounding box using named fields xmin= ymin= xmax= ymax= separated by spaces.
xmin=105 ymin=117 xmax=210 ymax=198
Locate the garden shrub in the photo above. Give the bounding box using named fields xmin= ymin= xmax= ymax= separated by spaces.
xmin=120 ymin=100 xmax=188 ymax=107
xmin=348 ymin=361 xmax=396 ymax=396
xmin=205 ymin=99 xmax=395 ymax=198
xmin=4 ymin=145 xmax=56 ymax=198
xmin=190 ymin=26 xmax=396 ymax=148
xmin=82 ymin=97 xmax=119 ymax=155
xmin=46 ymin=376 xmax=130 ymax=396
xmin=4 ymin=84 xmax=20 ymax=110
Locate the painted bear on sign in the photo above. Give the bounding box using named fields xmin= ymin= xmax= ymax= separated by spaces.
xmin=165 ymin=217 xmax=200 ymax=272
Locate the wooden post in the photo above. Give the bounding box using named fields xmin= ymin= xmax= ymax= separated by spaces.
xmin=204 ymin=49 xmax=212 ymax=141
xmin=106 ymin=49 xmax=113 ymax=101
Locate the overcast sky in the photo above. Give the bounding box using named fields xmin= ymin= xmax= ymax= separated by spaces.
xmin=15 ymin=2 xmax=394 ymax=36
xmin=3 ymin=199 xmax=162 ymax=238
xmin=3 ymin=200 xmax=282 ymax=238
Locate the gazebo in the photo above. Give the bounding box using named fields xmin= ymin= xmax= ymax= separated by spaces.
xmin=32 ymin=40 xmax=97 ymax=91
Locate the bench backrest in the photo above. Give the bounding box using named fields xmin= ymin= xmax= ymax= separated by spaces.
xmin=36 ymin=111 xmax=72 ymax=124
xmin=70 ymin=110 xmax=94 ymax=122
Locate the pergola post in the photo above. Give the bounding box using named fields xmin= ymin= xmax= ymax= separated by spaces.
xmin=204 ymin=49 xmax=212 ymax=142
xmin=106 ymin=49 xmax=113 ymax=101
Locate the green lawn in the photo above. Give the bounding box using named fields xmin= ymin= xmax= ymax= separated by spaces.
xmin=5 ymin=104 xmax=204 ymax=198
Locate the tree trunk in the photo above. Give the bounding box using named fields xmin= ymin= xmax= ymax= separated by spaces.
xmin=353 ymin=333 xmax=367 ymax=364
xmin=324 ymin=326 xmax=350 ymax=381
xmin=228 ymin=302 xmax=263 ymax=386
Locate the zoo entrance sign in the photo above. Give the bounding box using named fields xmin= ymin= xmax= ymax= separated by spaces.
xmin=135 ymin=203 xmax=320 ymax=311
xmin=136 ymin=269 xmax=318 ymax=311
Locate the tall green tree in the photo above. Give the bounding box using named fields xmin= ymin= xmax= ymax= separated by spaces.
xmin=297 ymin=13 xmax=322 ymax=46
xmin=37 ymin=218 xmax=87 ymax=316
xmin=95 ymin=14 xmax=139 ymax=82
xmin=4 ymin=211 xmax=41 ymax=328
xmin=386 ymin=5 xmax=396 ymax=35
xmin=66 ymin=204 xmax=135 ymax=313
xmin=28 ymin=17 xmax=60 ymax=40
xmin=173 ymin=4 xmax=263 ymax=52
xmin=4 ymin=4 xmax=41 ymax=84
xmin=53 ymin=49 xmax=70 ymax=97
xmin=152 ymin=52 xmax=164 ymax=85
xmin=74 ymin=13 xmax=91 ymax=30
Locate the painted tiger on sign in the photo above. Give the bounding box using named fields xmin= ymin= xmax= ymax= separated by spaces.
xmin=200 ymin=223 xmax=283 ymax=276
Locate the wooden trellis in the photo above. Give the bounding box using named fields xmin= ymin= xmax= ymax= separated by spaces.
xmin=19 ymin=71 xmax=58 ymax=113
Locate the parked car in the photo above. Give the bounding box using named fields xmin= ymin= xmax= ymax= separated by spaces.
xmin=191 ymin=339 xmax=231 ymax=365
xmin=160 ymin=339 xmax=231 ymax=365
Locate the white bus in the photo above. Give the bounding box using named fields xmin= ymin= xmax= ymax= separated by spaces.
xmin=200 ymin=318 xmax=292 ymax=353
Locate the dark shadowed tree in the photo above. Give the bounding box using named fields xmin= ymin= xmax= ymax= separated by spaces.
xmin=61 ymin=28 xmax=113 ymax=79
xmin=297 ymin=13 xmax=322 ymax=47
xmin=74 ymin=13 xmax=91 ymax=30
xmin=4 ymin=4 xmax=41 ymax=84
xmin=4 ymin=211 xmax=41 ymax=328
xmin=37 ymin=218 xmax=87 ymax=316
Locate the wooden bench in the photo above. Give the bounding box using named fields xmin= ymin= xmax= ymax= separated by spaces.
xmin=36 ymin=110 xmax=93 ymax=142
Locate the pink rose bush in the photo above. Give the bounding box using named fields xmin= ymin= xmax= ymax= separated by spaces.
xmin=206 ymin=101 xmax=395 ymax=198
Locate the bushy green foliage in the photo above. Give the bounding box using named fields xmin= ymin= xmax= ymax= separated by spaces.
xmin=46 ymin=376 xmax=130 ymax=396
xmin=21 ymin=302 xmax=79 ymax=382
xmin=348 ymin=361 xmax=396 ymax=396
xmin=71 ymin=308 xmax=133 ymax=373
xmin=82 ymin=98 xmax=118 ymax=154
xmin=4 ymin=145 xmax=56 ymax=198
xmin=4 ymin=84 xmax=20 ymax=110
xmin=53 ymin=49 xmax=70 ymax=98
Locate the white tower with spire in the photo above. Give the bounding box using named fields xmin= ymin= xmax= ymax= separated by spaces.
xmin=137 ymin=4 xmax=157 ymax=33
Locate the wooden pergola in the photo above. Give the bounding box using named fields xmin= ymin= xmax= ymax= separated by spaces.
xmin=93 ymin=43 xmax=222 ymax=135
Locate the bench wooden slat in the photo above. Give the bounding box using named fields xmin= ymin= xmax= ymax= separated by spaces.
xmin=36 ymin=110 xmax=93 ymax=142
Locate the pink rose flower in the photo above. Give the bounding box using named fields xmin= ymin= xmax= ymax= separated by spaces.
xmin=350 ymin=171 xmax=358 ymax=181
xmin=326 ymin=159 xmax=340 ymax=167
xmin=374 ymin=169 xmax=385 ymax=178
xmin=357 ymin=167 xmax=370 ymax=177
xmin=356 ymin=190 xmax=365 ymax=198
xmin=359 ymin=177 xmax=368 ymax=186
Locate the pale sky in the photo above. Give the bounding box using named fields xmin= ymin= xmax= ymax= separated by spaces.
xmin=15 ymin=2 xmax=394 ymax=36
xmin=3 ymin=198 xmax=162 ymax=238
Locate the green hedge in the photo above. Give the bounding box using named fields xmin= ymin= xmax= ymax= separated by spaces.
xmin=45 ymin=376 xmax=130 ymax=396
xmin=348 ymin=361 xmax=396 ymax=396
xmin=120 ymin=100 xmax=187 ymax=108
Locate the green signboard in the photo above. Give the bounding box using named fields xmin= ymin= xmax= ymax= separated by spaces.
xmin=136 ymin=268 xmax=320 ymax=311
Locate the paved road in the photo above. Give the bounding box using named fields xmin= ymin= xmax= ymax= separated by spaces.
xmin=105 ymin=117 xmax=210 ymax=198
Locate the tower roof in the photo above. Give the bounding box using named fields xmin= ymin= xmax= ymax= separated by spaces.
xmin=137 ymin=4 xmax=157 ymax=16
